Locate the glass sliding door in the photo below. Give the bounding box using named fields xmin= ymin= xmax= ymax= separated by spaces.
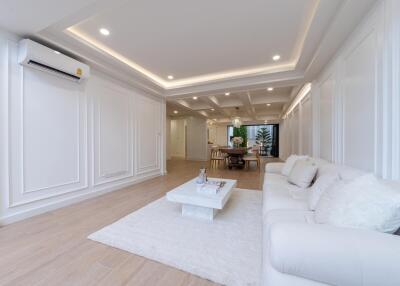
xmin=227 ymin=124 xmax=279 ymax=157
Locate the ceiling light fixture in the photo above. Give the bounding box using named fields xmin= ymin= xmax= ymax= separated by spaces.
xmin=99 ymin=28 xmax=110 ymax=36
xmin=272 ymin=55 xmax=281 ymax=61
xmin=193 ymin=96 xmax=198 ymax=100
xmin=232 ymin=117 xmax=242 ymax=128
xmin=167 ymin=75 xmax=174 ymax=80
xmin=267 ymin=103 xmax=271 ymax=106
xmin=173 ymin=110 xmax=178 ymax=114
xmin=267 ymin=87 xmax=274 ymax=92
xmin=211 ymin=108 xmax=215 ymax=111
xmin=231 ymin=107 xmax=242 ymax=128
xmin=225 ymin=92 xmax=230 ymax=96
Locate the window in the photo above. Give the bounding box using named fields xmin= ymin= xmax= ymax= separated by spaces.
xmin=227 ymin=124 xmax=279 ymax=157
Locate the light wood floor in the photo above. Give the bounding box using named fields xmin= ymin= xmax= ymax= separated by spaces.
xmin=0 ymin=159 xmax=275 ymax=286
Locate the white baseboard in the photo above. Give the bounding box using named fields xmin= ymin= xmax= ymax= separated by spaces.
xmin=0 ymin=172 xmax=162 ymax=226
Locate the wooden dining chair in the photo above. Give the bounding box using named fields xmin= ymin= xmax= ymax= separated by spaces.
xmin=209 ymin=148 xmax=226 ymax=168
xmin=243 ymin=150 xmax=260 ymax=170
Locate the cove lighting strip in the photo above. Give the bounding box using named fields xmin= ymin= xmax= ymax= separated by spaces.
xmin=283 ymin=82 xmax=312 ymax=118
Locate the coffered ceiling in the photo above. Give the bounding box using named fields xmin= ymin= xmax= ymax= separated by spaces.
xmin=167 ymin=86 xmax=293 ymax=124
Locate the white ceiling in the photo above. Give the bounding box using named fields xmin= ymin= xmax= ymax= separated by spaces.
xmin=167 ymin=86 xmax=292 ymax=124
xmin=0 ymin=0 xmax=378 ymax=122
xmin=71 ymin=0 xmax=317 ymax=83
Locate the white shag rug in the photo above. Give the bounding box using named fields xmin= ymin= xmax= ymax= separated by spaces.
xmin=89 ymin=189 xmax=262 ymax=286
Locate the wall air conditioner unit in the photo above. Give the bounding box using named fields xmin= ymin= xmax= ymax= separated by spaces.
xmin=18 ymin=39 xmax=90 ymax=82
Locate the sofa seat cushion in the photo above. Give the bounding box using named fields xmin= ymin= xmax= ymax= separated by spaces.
xmin=263 ymin=173 xmax=288 ymax=189
xmin=264 ymin=209 xmax=315 ymax=226
xmin=263 ymin=186 xmax=309 ymax=216
xmin=268 ymin=223 xmax=400 ymax=286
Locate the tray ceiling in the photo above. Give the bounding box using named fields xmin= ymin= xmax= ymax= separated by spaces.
xmin=67 ymin=0 xmax=320 ymax=87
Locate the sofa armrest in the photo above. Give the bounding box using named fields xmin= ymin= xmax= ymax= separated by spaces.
xmin=268 ymin=222 xmax=400 ymax=286
xmin=265 ymin=162 xmax=285 ymax=174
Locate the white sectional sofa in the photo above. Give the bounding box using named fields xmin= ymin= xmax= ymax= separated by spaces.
xmin=262 ymin=158 xmax=400 ymax=286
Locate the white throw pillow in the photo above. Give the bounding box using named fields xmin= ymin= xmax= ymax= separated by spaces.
xmin=281 ymin=155 xmax=308 ymax=176
xmin=315 ymin=174 xmax=400 ymax=233
xmin=308 ymin=172 xmax=340 ymax=211
xmin=287 ymin=159 xmax=318 ymax=189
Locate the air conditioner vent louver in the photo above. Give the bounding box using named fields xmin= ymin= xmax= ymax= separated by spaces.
xmin=27 ymin=60 xmax=81 ymax=81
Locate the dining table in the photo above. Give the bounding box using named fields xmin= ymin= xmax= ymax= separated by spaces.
xmin=219 ymin=147 xmax=248 ymax=169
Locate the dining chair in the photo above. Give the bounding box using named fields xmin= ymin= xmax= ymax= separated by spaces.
xmin=243 ymin=150 xmax=260 ymax=170
xmin=209 ymin=148 xmax=226 ymax=168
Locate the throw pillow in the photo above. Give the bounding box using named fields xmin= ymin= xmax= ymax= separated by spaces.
xmin=281 ymin=155 xmax=308 ymax=176
xmin=308 ymin=172 xmax=340 ymax=211
xmin=287 ymin=159 xmax=318 ymax=189
xmin=315 ymin=174 xmax=400 ymax=233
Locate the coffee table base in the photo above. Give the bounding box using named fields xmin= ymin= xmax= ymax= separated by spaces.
xmin=182 ymin=204 xmax=218 ymax=221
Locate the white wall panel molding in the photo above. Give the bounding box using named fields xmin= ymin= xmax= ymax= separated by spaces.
xmin=0 ymin=36 xmax=165 ymax=225
xmin=381 ymin=0 xmax=400 ymax=179
xmin=135 ymin=95 xmax=162 ymax=175
xmin=0 ymin=36 xmax=10 ymax=217
xmin=91 ymin=77 xmax=134 ymax=187
xmin=310 ymin=82 xmax=320 ymax=158
xmin=280 ymin=0 xmax=400 ymax=178
xmin=300 ymin=94 xmax=312 ymax=156
xmin=8 ymin=41 xmax=88 ymax=207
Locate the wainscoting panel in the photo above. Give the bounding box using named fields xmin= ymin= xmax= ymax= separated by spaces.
xmin=342 ymin=28 xmax=377 ymax=172
xmin=92 ymin=78 xmax=134 ymax=186
xmin=319 ymin=75 xmax=334 ymax=162
xmin=135 ymin=95 xmax=161 ymax=175
xmin=1 ymin=37 xmax=165 ymax=224
xmin=300 ymin=95 xmax=312 ymax=156
xmin=292 ymin=107 xmax=300 ymax=155
xmin=9 ymin=57 xmax=88 ymax=207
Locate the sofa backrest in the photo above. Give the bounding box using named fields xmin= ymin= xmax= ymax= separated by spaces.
xmin=308 ymin=157 xmax=366 ymax=182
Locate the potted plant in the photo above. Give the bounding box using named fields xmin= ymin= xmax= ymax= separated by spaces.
xmin=233 ymin=126 xmax=248 ymax=147
xmin=256 ymin=127 xmax=272 ymax=156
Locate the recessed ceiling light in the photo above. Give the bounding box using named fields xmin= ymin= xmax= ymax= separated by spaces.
xmin=167 ymin=75 xmax=174 ymax=80
xmin=193 ymin=96 xmax=198 ymax=100
xmin=54 ymin=50 xmax=61 ymax=55
xmin=99 ymin=28 xmax=110 ymax=36
xmin=225 ymin=92 xmax=230 ymax=96
xmin=272 ymin=54 xmax=281 ymax=61
xmin=211 ymin=108 xmax=215 ymax=111
xmin=173 ymin=110 xmax=178 ymax=114
xmin=267 ymin=103 xmax=271 ymax=106
xmin=267 ymin=87 xmax=274 ymax=92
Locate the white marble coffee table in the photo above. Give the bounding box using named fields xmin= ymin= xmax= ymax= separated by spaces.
xmin=166 ymin=177 xmax=237 ymax=221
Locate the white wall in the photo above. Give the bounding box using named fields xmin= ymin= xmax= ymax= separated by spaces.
xmin=0 ymin=32 xmax=166 ymax=224
xmin=280 ymin=0 xmax=400 ymax=180
xmin=170 ymin=118 xmax=186 ymax=158
xmin=186 ymin=117 xmax=208 ymax=161
xmin=208 ymin=124 xmax=228 ymax=146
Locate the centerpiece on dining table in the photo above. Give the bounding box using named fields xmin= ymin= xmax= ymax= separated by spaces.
xmin=231 ymin=136 xmax=244 ymax=148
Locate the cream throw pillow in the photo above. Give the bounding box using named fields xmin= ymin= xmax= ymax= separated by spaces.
xmin=287 ymin=159 xmax=318 ymax=189
xmin=315 ymin=174 xmax=400 ymax=233
xmin=281 ymin=155 xmax=308 ymax=176
xmin=308 ymin=172 xmax=340 ymax=210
